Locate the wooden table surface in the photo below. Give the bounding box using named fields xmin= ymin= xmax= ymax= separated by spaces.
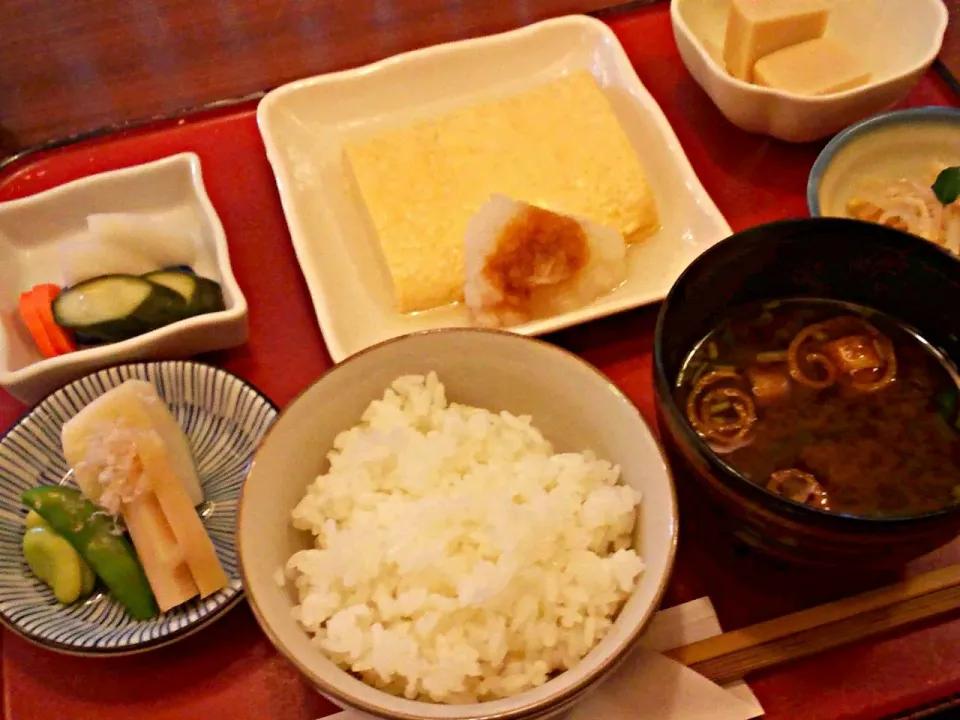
xmin=3 ymin=0 xmax=958 ymax=153
xmin=3 ymin=0 xmax=959 ymax=155
xmin=2 ymin=2 xmax=960 ymax=719
xmin=0 ymin=0 xmax=645 ymax=154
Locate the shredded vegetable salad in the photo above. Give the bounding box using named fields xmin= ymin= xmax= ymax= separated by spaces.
xmin=847 ymin=165 xmax=960 ymax=255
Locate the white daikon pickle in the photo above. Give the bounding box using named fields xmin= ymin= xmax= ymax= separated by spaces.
xmin=86 ymin=206 xmax=199 ymax=269
xmin=59 ymin=233 xmax=156 ymax=287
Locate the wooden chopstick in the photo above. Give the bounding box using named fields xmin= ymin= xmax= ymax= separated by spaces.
xmin=664 ymin=564 xmax=960 ymax=685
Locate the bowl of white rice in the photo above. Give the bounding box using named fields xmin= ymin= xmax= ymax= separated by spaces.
xmin=238 ymin=329 xmax=678 ymax=720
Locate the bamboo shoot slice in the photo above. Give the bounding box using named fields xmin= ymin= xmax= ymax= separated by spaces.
xmin=136 ymin=430 xmax=228 ymax=598
xmin=125 ymin=381 xmax=204 ymax=506
xmin=123 ymin=492 xmax=199 ymax=612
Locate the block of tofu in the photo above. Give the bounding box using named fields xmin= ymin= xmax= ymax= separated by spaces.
xmin=723 ymin=0 xmax=831 ymax=83
xmin=754 ymin=37 xmax=870 ymax=96
xmin=344 ymin=71 xmax=659 ymax=314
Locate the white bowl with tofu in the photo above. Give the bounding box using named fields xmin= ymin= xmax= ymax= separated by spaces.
xmin=671 ymin=0 xmax=948 ymax=143
xmin=0 ymin=360 xmax=278 ymax=656
xmin=0 ymin=153 xmax=249 ymax=405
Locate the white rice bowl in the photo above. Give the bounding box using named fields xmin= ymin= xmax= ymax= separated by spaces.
xmin=282 ymin=372 xmax=644 ymax=704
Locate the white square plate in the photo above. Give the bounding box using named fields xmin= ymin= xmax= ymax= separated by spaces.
xmin=0 ymin=153 xmax=249 ymax=405
xmin=258 ymin=15 xmax=730 ymax=362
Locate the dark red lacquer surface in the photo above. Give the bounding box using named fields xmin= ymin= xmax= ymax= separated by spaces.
xmin=1 ymin=7 xmax=959 ymax=720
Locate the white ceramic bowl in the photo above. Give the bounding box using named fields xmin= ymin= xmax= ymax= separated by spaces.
xmin=0 ymin=153 xmax=249 ymax=405
xmin=671 ymin=0 xmax=948 ymax=143
xmin=238 ymin=329 xmax=678 ymax=720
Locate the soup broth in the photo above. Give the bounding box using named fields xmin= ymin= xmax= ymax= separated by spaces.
xmin=676 ymin=299 xmax=960 ymax=518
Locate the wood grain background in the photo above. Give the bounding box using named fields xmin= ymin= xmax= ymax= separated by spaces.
xmin=2 ymin=0 xmax=956 ymax=155
xmin=0 ymin=0 xmax=640 ymax=154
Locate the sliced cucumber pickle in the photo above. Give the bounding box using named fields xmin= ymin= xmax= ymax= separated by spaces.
xmin=52 ymin=274 xmax=187 ymax=343
xmin=143 ymin=270 xmax=225 ymax=317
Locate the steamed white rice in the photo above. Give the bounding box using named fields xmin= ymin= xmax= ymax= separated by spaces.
xmin=283 ymin=373 xmax=644 ymax=703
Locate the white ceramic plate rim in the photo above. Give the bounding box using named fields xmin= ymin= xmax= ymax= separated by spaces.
xmin=670 ymin=0 xmax=948 ymax=102
xmin=257 ymin=14 xmax=730 ymax=363
xmin=0 ymin=153 xmax=249 ymax=387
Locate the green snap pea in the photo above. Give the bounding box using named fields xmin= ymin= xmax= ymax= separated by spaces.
xmin=22 ymin=486 xmax=157 ymax=620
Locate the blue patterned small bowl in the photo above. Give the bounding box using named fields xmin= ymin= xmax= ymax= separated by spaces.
xmin=0 ymin=361 xmax=277 ymax=655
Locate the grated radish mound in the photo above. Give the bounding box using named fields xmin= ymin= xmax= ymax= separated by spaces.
xmin=284 ymin=373 xmax=644 ymax=703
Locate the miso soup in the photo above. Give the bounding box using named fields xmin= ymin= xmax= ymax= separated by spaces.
xmin=676 ymin=298 xmax=960 ymax=518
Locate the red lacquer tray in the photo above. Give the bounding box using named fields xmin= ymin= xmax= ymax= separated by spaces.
xmin=2 ymin=6 xmax=960 ymax=720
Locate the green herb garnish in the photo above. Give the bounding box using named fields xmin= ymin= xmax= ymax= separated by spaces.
xmin=935 ymin=389 xmax=957 ymax=424
xmin=932 ymin=166 xmax=960 ymax=205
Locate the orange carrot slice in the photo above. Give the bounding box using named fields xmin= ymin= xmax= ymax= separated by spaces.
xmin=29 ymin=284 xmax=76 ymax=354
xmin=18 ymin=291 xmax=58 ymax=358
